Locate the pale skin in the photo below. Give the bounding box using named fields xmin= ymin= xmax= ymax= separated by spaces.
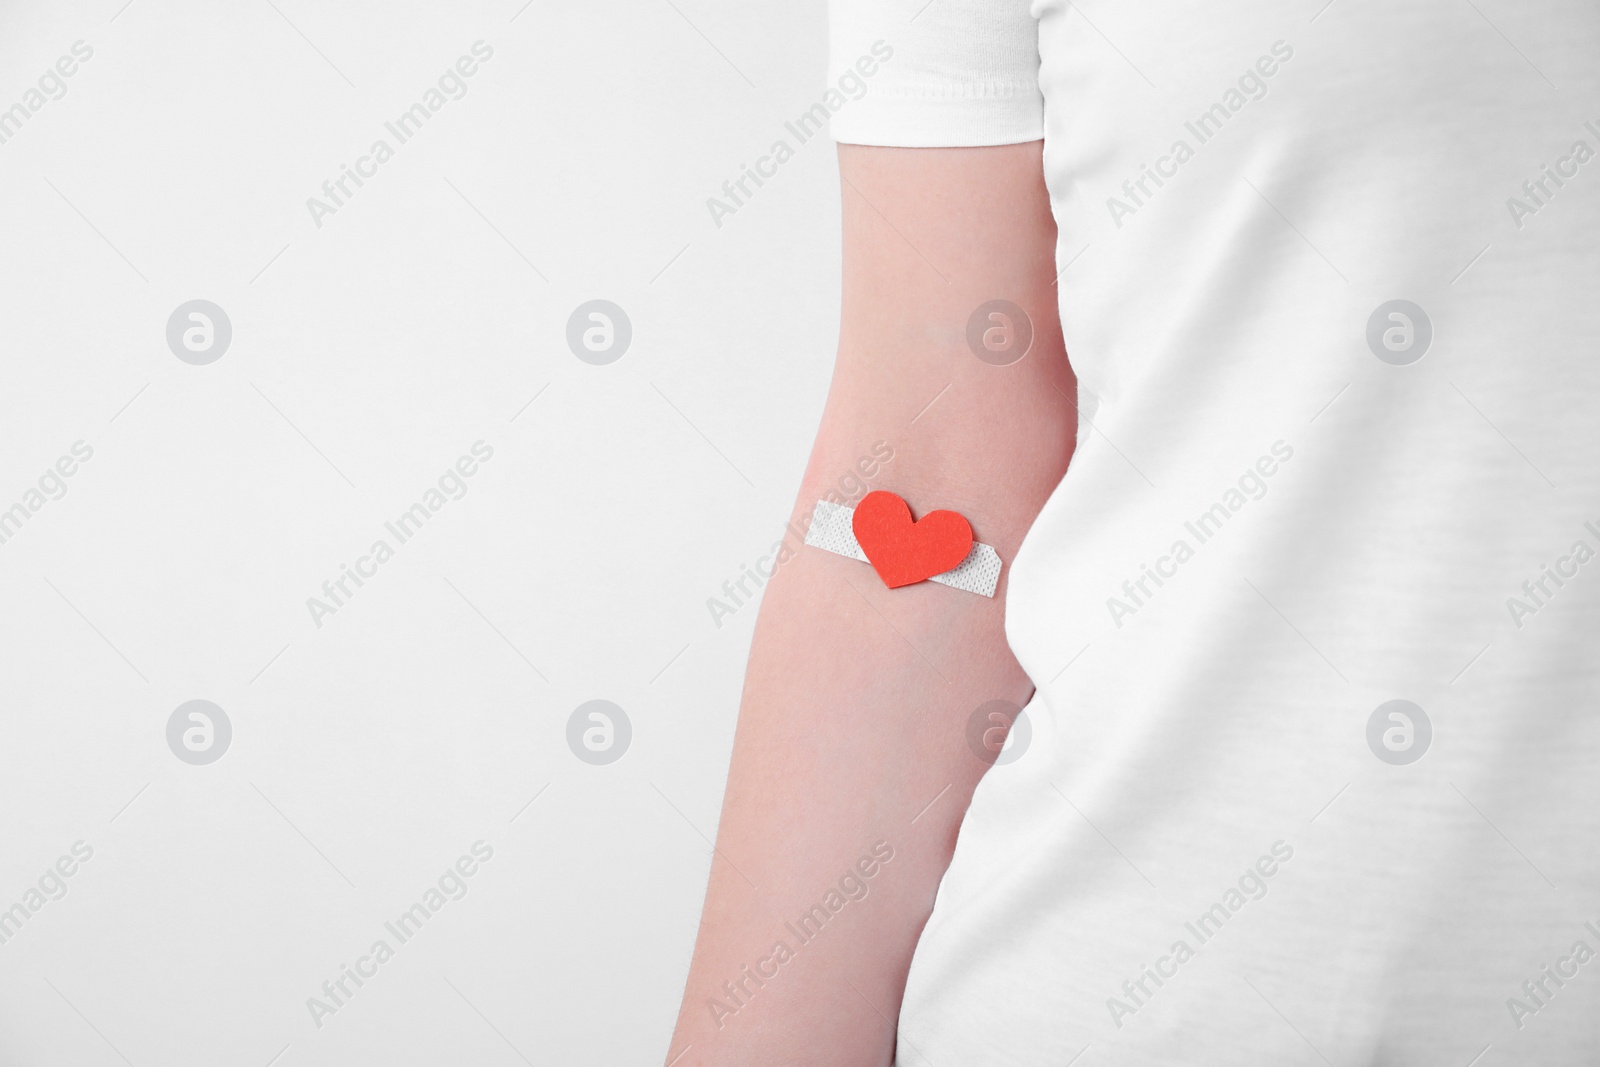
xmin=665 ymin=141 xmax=1076 ymax=1066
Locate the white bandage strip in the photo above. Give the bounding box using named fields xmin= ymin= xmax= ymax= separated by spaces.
xmin=804 ymin=499 xmax=1002 ymax=597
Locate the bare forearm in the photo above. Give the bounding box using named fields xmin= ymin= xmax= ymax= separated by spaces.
xmin=665 ymin=540 xmax=1027 ymax=1062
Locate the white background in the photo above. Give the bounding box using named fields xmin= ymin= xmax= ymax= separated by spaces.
xmin=0 ymin=1 xmax=840 ymax=1063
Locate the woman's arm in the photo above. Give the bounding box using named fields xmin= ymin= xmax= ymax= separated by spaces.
xmin=666 ymin=141 xmax=1075 ymax=1066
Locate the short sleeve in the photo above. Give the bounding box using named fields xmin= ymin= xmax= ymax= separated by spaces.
xmin=828 ymin=0 xmax=1043 ymax=147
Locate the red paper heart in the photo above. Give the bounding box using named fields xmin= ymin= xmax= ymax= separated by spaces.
xmin=852 ymin=490 xmax=975 ymax=589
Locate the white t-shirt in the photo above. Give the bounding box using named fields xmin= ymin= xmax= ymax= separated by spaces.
xmin=831 ymin=2 xmax=1600 ymax=1064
